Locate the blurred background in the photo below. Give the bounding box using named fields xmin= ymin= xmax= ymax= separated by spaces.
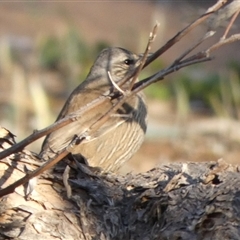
xmin=0 ymin=1 xmax=240 ymax=173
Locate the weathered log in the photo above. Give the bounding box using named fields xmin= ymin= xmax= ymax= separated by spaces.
xmin=0 ymin=128 xmax=240 ymax=240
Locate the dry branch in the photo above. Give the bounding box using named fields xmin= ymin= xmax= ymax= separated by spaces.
xmin=0 ymin=0 xmax=240 ymax=239
xmin=1 ymin=0 xmax=240 ymax=200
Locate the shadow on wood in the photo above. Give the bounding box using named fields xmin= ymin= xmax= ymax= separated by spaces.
xmin=0 ymin=127 xmax=240 ymax=240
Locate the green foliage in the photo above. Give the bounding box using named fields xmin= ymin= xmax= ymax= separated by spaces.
xmin=39 ymin=36 xmax=61 ymax=70
xmin=142 ymin=59 xmax=169 ymax=100
xmin=144 ymin=83 xmax=172 ymax=100
xmin=172 ymin=65 xmax=240 ymax=119
xmin=38 ymin=29 xmax=111 ymax=87
xmin=209 ymin=69 xmax=240 ymax=119
xmin=7 ymin=26 xmax=240 ymax=126
xmin=145 ymin=62 xmax=240 ymax=119
xmin=175 ymin=70 xmax=220 ymax=108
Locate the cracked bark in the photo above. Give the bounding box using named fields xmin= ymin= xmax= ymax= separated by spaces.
xmin=1 ymin=128 xmax=240 ymax=240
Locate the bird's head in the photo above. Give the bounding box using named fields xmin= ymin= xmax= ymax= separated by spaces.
xmin=86 ymin=47 xmax=142 ymax=87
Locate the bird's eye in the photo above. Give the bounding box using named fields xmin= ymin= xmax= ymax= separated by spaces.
xmin=124 ymin=59 xmax=134 ymax=65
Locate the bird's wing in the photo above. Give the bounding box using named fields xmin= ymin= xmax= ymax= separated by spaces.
xmin=83 ymin=114 xmax=130 ymax=143
xmin=40 ymin=114 xmax=129 ymax=160
xmin=40 ymin=89 xmax=133 ymax=160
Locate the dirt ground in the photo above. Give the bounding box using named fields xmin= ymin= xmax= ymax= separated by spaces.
xmin=125 ymin=99 xmax=240 ymax=173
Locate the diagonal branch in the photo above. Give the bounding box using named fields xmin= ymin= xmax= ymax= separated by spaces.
xmin=144 ymin=0 xmax=228 ymax=68
xmin=0 ymin=135 xmax=86 ymax=197
xmin=0 ymin=95 xmax=108 ymax=161
xmin=129 ymin=23 xmax=159 ymax=90
xmin=0 ymin=0 xmax=239 ymax=198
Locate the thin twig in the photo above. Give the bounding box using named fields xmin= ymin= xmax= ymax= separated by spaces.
xmin=0 ymin=1 xmax=235 ymax=164
xmin=133 ymin=57 xmax=212 ymax=94
xmin=1 ymin=0 xmax=239 ymax=198
xmin=144 ymin=0 xmax=228 ymax=68
xmin=207 ymin=34 xmax=240 ymax=54
xmin=222 ymin=10 xmax=240 ymax=39
xmin=63 ymin=165 xmax=72 ymax=198
xmin=208 ymin=0 xmax=240 ymax=31
xmin=88 ymin=24 xmax=159 ymax=132
xmin=0 ymin=135 xmax=86 ymax=197
xmin=0 ymin=149 xmax=68 ymax=197
xmin=167 ymin=31 xmax=215 ymax=70
xmin=117 ymin=23 xmax=159 ymax=90
xmin=129 ymin=23 xmax=159 ymax=90
xmin=0 ymin=95 xmax=108 ymax=160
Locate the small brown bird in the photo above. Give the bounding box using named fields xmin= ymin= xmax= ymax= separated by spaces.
xmin=39 ymin=47 xmax=147 ymax=172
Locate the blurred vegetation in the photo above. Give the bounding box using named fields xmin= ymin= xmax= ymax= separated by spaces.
xmin=38 ymin=28 xmax=109 ymax=85
xmin=178 ymin=65 xmax=240 ymax=119
xmin=144 ymin=63 xmax=240 ymax=120
xmin=0 ymin=27 xmax=240 ymax=146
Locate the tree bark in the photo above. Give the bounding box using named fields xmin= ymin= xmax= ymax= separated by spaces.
xmin=1 ymin=128 xmax=240 ymax=240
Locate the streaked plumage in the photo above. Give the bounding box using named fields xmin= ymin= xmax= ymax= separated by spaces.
xmin=39 ymin=47 xmax=147 ymax=172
